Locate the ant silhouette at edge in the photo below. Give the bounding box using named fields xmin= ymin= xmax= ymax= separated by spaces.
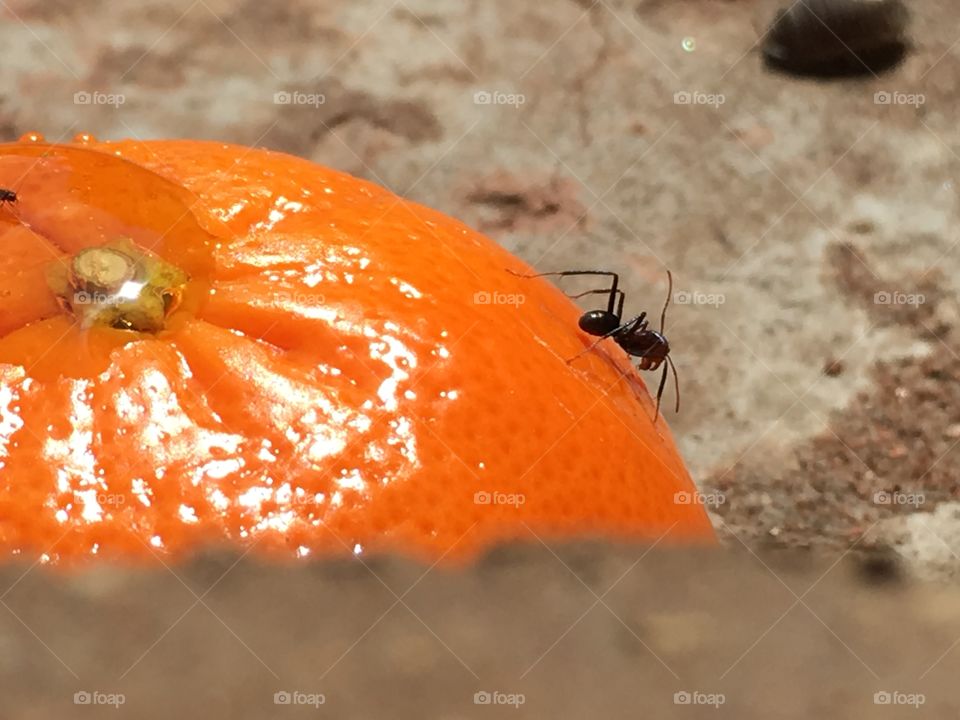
xmin=509 ymin=268 xmax=679 ymax=422
xmin=0 ymin=187 xmax=17 ymax=209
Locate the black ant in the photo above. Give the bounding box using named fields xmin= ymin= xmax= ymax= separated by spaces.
xmin=0 ymin=188 xmax=17 ymax=208
xmin=509 ymin=268 xmax=679 ymax=420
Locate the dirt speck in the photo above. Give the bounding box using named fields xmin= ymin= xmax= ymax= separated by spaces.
xmin=822 ymin=358 xmax=845 ymax=377
xmin=465 ymin=171 xmax=587 ymax=236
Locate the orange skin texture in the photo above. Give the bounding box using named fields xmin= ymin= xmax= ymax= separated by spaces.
xmin=0 ymin=136 xmax=714 ymax=564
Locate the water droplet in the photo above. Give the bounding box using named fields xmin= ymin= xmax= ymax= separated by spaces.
xmin=18 ymin=131 xmax=45 ymax=143
xmin=682 ymin=37 xmax=696 ymax=52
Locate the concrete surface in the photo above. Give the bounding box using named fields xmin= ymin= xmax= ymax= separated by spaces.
xmin=2 ymin=545 xmax=959 ymax=719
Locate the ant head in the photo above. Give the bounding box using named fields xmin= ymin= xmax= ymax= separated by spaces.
xmin=578 ymin=310 xmax=621 ymax=337
xmin=634 ymin=331 xmax=670 ymax=368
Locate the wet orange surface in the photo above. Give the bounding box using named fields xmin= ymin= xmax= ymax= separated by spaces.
xmin=0 ymin=136 xmax=713 ymax=564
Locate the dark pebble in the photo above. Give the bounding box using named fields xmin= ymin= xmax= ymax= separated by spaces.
xmin=762 ymin=0 xmax=910 ymax=79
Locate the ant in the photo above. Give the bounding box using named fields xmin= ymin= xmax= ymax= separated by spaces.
xmin=0 ymin=188 xmax=17 ymax=208
xmin=509 ymin=268 xmax=679 ymax=420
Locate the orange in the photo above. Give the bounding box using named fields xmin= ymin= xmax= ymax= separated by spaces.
xmin=0 ymin=134 xmax=713 ymax=564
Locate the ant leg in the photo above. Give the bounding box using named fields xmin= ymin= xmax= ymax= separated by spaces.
xmin=507 ymin=269 xmax=621 ymax=316
xmin=653 ymin=362 xmax=669 ymax=423
xmin=566 ymin=288 xmax=622 ymax=300
xmin=667 ymin=354 xmax=680 ymax=413
xmin=566 ymin=313 xmax=647 ymax=364
xmin=567 ymin=288 xmax=626 ymax=319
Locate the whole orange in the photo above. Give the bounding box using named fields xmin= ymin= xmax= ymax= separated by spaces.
xmin=0 ymin=135 xmax=713 ymax=563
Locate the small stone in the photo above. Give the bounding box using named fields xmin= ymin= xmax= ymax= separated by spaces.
xmin=823 ymin=359 xmax=845 ymax=377
xmin=857 ymin=552 xmax=902 ymax=585
xmin=944 ymin=424 xmax=960 ymax=439
xmin=762 ymin=0 xmax=910 ymax=78
xmin=889 ymin=445 xmax=908 ymax=459
xmin=847 ymin=220 xmax=875 ymax=234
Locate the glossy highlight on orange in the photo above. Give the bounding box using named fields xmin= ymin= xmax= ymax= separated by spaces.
xmin=0 ymin=136 xmax=714 ymax=564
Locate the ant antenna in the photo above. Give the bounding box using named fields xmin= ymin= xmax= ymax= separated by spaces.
xmin=660 ymin=269 xmax=672 ymax=333
xmin=652 ymin=271 xmax=679 ymax=423
xmin=653 ymin=354 xmax=681 ymax=423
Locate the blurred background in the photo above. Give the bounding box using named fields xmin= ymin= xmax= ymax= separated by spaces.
xmin=4 ymin=0 xmax=960 ymax=717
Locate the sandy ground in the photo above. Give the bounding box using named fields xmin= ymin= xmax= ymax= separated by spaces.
xmin=3 ymin=0 xmax=960 ymax=715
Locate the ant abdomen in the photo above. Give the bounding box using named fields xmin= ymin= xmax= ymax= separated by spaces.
xmin=578 ymin=310 xmax=621 ymax=337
